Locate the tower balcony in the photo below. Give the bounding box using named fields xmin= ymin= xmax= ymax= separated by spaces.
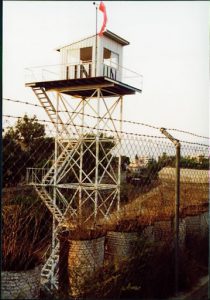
xmin=25 ymin=62 xmax=142 ymax=94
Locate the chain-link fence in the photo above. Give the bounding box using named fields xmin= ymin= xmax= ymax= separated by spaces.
xmin=2 ymin=107 xmax=209 ymax=299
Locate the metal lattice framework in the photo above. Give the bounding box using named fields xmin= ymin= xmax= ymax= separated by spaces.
xmin=26 ymin=84 xmax=124 ymax=289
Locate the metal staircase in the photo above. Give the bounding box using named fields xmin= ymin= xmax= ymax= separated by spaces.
xmin=30 ymin=87 xmax=74 ymax=291
xmin=35 ymin=185 xmax=64 ymax=291
xmin=41 ymin=242 xmax=60 ymax=290
xmin=35 ymin=186 xmax=63 ymax=223
xmin=42 ymin=140 xmax=76 ymax=185
xmin=32 ymin=87 xmax=69 ymax=135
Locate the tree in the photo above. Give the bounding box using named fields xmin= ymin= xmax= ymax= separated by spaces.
xmin=180 ymin=156 xmax=209 ymax=170
xmin=6 ymin=115 xmax=45 ymax=150
xmin=157 ymin=152 xmax=209 ymax=170
xmin=158 ymin=152 xmax=176 ymax=168
xmin=2 ymin=136 xmax=26 ymax=186
xmin=121 ymin=156 xmax=130 ymax=171
xmin=146 ymin=158 xmax=161 ymax=180
xmin=3 ymin=115 xmax=54 ymax=187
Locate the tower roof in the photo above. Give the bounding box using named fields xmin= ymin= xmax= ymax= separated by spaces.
xmin=56 ymin=29 xmax=129 ymax=51
xmin=103 ymin=30 xmax=129 ymax=46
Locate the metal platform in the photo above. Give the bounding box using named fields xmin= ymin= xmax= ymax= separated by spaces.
xmin=25 ymin=76 xmax=141 ymax=97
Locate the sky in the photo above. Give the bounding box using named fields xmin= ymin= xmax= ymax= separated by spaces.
xmin=3 ymin=1 xmax=209 ymax=141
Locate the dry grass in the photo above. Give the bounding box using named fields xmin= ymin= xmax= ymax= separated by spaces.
xmin=59 ymin=226 xmax=106 ymax=240
xmin=100 ymin=172 xmax=209 ymax=228
xmin=2 ymin=200 xmax=52 ymax=271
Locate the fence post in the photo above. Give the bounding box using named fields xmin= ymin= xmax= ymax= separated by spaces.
xmin=160 ymin=128 xmax=181 ymax=297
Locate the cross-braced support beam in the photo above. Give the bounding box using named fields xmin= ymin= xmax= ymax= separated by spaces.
xmin=28 ymin=85 xmax=123 ymax=289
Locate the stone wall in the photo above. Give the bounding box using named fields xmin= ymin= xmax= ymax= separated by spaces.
xmin=2 ymin=265 xmax=41 ymax=299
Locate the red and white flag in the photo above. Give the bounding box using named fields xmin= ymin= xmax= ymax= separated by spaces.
xmin=98 ymin=1 xmax=107 ymax=36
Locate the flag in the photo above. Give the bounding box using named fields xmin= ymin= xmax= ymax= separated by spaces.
xmin=98 ymin=1 xmax=107 ymax=36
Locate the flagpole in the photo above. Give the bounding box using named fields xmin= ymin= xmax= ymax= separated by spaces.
xmin=93 ymin=2 xmax=98 ymax=77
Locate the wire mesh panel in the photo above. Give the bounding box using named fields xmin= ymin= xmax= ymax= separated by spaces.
xmin=2 ymin=107 xmax=209 ymax=299
xmin=59 ymin=230 xmax=105 ymax=298
xmin=200 ymin=211 xmax=209 ymax=237
xmin=2 ymin=266 xmax=42 ymax=300
xmin=105 ymin=231 xmax=139 ymax=263
xmin=153 ymin=218 xmax=173 ymax=244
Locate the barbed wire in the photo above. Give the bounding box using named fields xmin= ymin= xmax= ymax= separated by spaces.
xmin=166 ymin=128 xmax=209 ymax=140
xmin=179 ymin=140 xmax=209 ymax=148
xmin=3 ymin=114 xmax=209 ymax=147
xmin=2 ymin=114 xmax=167 ymax=140
xmin=3 ymin=97 xmax=160 ymax=130
xmin=4 ymin=97 xmax=209 ymax=139
xmin=3 ymin=133 xmax=53 ymax=141
xmin=3 ymin=98 xmax=44 ymax=110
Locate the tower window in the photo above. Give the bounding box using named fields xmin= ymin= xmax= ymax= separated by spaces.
xmin=103 ymin=48 xmax=119 ymax=69
xmin=80 ymin=47 xmax=92 ymax=62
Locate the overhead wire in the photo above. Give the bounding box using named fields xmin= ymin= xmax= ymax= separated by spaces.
xmin=3 ymin=97 xmax=209 ymax=140
xmin=2 ymin=114 xmax=209 ymax=147
xmin=2 ymin=114 xmax=167 ymax=140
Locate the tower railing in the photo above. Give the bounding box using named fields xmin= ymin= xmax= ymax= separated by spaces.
xmin=25 ymin=62 xmax=143 ymax=90
xmin=26 ymin=168 xmax=50 ymax=185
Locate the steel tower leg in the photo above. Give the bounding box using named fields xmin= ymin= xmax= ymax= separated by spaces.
xmin=117 ymin=96 xmax=123 ymax=213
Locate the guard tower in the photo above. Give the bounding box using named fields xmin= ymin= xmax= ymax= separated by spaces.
xmin=26 ymin=30 xmax=142 ymax=290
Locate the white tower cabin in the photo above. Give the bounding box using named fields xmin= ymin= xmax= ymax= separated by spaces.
xmin=57 ymin=30 xmax=128 ymax=82
xmin=26 ymin=30 xmax=142 ymax=291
